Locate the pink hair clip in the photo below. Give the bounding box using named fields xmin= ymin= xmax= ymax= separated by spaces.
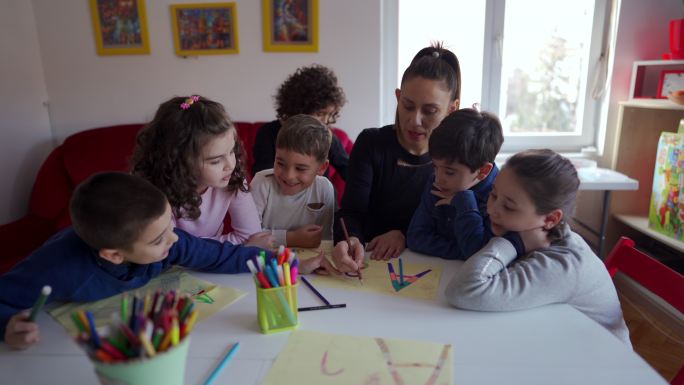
xmin=180 ymin=95 xmax=200 ymax=110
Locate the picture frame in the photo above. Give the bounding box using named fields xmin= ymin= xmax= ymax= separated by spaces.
xmin=657 ymin=70 xmax=684 ymax=99
xmin=170 ymin=3 xmax=239 ymax=56
xmin=89 ymin=0 xmax=150 ymax=55
xmin=262 ymin=0 xmax=318 ymax=52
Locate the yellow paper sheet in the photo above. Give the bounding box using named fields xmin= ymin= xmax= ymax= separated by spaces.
xmin=48 ymin=267 xmax=246 ymax=335
xmin=262 ymin=330 xmax=452 ymax=385
xmin=293 ymin=241 xmax=441 ymax=300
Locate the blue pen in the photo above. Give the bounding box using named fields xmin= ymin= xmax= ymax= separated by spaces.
xmin=203 ymin=342 xmax=240 ymax=385
xmin=85 ymin=311 xmax=101 ymax=348
xmin=264 ymin=265 xmax=280 ymax=288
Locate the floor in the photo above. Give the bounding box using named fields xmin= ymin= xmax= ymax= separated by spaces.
xmin=619 ymin=291 xmax=684 ymax=382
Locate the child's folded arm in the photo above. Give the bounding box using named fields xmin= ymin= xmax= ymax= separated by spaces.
xmin=445 ymin=237 xmax=577 ymax=311
xmin=407 ymin=184 xmax=463 ymax=258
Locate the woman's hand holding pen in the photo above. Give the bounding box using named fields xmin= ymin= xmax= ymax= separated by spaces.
xmin=332 ymin=236 xmax=365 ymax=273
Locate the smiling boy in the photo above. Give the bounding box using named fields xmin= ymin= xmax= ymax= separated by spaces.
xmin=0 ymin=172 xmax=267 ymax=349
xmin=406 ymin=108 xmax=524 ymax=259
xmin=250 ymin=114 xmax=335 ymax=248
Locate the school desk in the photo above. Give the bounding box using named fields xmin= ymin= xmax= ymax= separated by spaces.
xmin=575 ymin=167 xmax=639 ymax=257
xmin=0 ymin=248 xmax=666 ymax=385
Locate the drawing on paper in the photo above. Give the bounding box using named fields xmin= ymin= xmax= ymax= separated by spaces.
xmin=261 ymin=330 xmax=453 ymax=385
xmin=48 ymin=268 xmax=245 ymax=335
xmin=387 ymin=261 xmax=432 ymax=292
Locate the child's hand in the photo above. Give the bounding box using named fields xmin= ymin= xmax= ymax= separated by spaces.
xmin=286 ymin=225 xmax=323 ymax=248
xmin=430 ymin=187 xmax=456 ymax=206
xmin=367 ymin=230 xmax=405 ymax=260
xmin=332 ymin=237 xmax=365 ymax=273
xmin=244 ymin=231 xmax=275 ymax=250
xmin=299 ymin=251 xmax=341 ymax=275
xmin=4 ymin=311 xmax=40 ymax=350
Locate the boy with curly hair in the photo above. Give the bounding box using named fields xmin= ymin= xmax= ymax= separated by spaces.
xmin=252 ymin=64 xmax=348 ymax=181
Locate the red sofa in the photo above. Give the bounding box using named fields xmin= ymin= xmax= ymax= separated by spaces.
xmin=0 ymin=123 xmax=353 ymax=273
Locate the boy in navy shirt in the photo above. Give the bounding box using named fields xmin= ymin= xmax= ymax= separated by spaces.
xmin=407 ymin=108 xmax=523 ymax=259
xmin=1 ymin=172 xmax=273 ymax=349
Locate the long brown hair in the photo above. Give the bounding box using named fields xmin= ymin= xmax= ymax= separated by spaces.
xmin=131 ymin=95 xmax=248 ymax=220
xmin=504 ymin=149 xmax=580 ymax=240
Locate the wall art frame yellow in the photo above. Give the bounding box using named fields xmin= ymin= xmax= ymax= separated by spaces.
xmin=89 ymin=0 xmax=150 ymax=55
xmin=170 ymin=2 xmax=239 ymax=56
xmin=262 ymin=0 xmax=318 ymax=52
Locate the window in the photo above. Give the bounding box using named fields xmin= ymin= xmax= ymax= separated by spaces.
xmin=393 ymin=0 xmax=612 ymax=153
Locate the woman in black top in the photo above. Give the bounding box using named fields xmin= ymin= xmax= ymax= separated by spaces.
xmin=252 ymin=64 xmax=348 ymax=180
xmin=333 ymin=43 xmax=462 ymax=269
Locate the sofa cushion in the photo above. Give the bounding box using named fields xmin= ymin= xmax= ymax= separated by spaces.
xmin=29 ymin=146 xmax=72 ymax=221
xmin=61 ymin=124 xmax=144 ymax=187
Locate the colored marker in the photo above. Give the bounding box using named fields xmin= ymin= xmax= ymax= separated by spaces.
xmin=203 ymin=342 xmax=240 ymax=385
xmin=283 ymin=262 xmax=292 ymax=286
xmin=85 ymin=311 xmax=101 ymax=348
xmin=28 ymin=285 xmax=51 ymax=322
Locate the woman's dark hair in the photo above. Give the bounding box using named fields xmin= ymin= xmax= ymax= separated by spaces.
xmin=275 ymin=64 xmax=346 ymax=120
xmin=504 ymin=149 xmax=580 ymax=240
xmin=400 ymin=42 xmax=461 ymax=103
xmin=131 ymin=95 xmax=248 ymax=220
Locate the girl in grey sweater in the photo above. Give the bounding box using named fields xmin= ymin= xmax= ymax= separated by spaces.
xmin=445 ymin=149 xmax=631 ymax=345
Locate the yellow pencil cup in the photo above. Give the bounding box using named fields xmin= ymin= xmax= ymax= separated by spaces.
xmin=256 ymin=284 xmax=298 ymax=334
xmin=92 ymin=336 xmax=191 ymax=385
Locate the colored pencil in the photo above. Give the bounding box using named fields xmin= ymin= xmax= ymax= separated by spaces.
xmin=203 ymin=342 xmax=240 ymax=385
xmin=300 ymin=276 xmax=331 ymax=306
xmin=298 ymin=304 xmax=346 ymax=312
xmin=340 ymin=218 xmax=362 ymax=282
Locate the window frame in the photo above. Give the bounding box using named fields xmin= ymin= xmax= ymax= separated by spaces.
xmin=389 ymin=0 xmax=613 ymax=153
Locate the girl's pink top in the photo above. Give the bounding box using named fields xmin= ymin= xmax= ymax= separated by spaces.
xmin=173 ymin=185 xmax=262 ymax=244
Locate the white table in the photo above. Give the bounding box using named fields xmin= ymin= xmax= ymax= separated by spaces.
xmin=575 ymin=167 xmax=639 ymax=257
xmin=0 ymin=249 xmax=665 ymax=385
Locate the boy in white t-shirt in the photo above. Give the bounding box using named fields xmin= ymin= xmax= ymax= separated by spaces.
xmin=251 ymin=114 xmax=335 ymax=248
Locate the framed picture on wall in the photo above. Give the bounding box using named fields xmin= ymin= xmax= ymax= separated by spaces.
xmin=170 ymin=3 xmax=239 ymax=56
xmin=262 ymin=0 xmax=318 ymax=52
xmin=89 ymin=0 xmax=150 ymax=55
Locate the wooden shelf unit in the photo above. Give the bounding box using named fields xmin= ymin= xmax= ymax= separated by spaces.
xmin=606 ymin=99 xmax=684 ymax=252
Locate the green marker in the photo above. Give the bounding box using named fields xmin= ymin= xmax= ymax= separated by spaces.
xmin=28 ymin=285 xmax=51 ymax=322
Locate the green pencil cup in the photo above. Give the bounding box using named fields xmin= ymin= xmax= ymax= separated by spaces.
xmin=256 ymin=284 xmax=298 ymax=334
xmin=92 ymin=337 xmax=191 ymax=385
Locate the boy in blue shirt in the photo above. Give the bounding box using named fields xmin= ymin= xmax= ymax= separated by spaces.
xmin=1 ymin=172 xmax=273 ymax=349
xmin=407 ymin=108 xmax=523 ymax=259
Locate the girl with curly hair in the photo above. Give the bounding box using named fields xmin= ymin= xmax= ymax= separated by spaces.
xmin=131 ymin=95 xmax=273 ymax=248
xmin=252 ymin=64 xmax=348 ymax=180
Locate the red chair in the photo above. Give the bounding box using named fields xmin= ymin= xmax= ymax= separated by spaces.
xmin=605 ymin=237 xmax=684 ymax=385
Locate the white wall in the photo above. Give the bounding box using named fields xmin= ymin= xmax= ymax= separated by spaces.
xmin=0 ymin=1 xmax=52 ymax=224
xmin=32 ymin=0 xmax=383 ymax=142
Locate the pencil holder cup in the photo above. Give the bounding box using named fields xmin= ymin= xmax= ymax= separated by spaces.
xmin=92 ymin=336 xmax=191 ymax=385
xmin=256 ymin=284 xmax=298 ymax=334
